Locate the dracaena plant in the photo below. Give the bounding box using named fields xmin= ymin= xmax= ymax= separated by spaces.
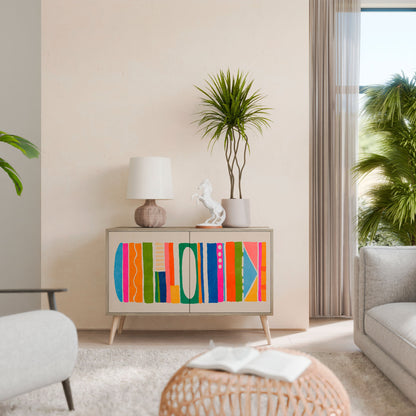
xmin=195 ymin=69 xmax=271 ymax=199
xmin=0 ymin=131 xmax=39 ymax=195
xmin=353 ymin=73 xmax=416 ymax=245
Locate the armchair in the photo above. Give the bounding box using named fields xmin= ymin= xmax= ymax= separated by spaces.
xmin=354 ymin=247 xmax=416 ymax=405
xmin=0 ymin=289 xmax=77 ymax=410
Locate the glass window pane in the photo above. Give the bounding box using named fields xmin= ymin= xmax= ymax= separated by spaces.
xmin=360 ymin=11 xmax=416 ymax=86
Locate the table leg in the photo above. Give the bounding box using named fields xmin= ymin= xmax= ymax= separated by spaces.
xmin=109 ymin=316 xmax=120 ymax=345
xmin=118 ymin=316 xmax=126 ymax=334
xmin=260 ymin=315 xmax=272 ymax=345
xmin=47 ymin=292 xmax=57 ymax=311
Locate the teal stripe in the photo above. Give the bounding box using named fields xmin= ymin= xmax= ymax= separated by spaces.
xmin=114 ymin=243 xmax=123 ymax=302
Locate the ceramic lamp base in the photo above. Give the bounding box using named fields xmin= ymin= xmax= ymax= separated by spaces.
xmin=135 ymin=199 xmax=166 ymax=227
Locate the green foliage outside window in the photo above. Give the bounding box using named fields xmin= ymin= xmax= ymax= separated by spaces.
xmin=354 ymin=73 xmax=416 ymax=246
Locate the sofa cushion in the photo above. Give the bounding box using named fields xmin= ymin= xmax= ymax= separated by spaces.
xmin=365 ymin=302 xmax=416 ymax=379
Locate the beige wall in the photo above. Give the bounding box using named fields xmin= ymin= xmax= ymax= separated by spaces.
xmin=0 ymin=0 xmax=40 ymax=315
xmin=42 ymin=0 xmax=309 ymax=330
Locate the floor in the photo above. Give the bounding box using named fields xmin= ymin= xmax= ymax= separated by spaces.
xmin=78 ymin=318 xmax=359 ymax=353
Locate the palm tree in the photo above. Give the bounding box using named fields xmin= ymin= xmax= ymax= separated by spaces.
xmin=353 ymin=73 xmax=416 ymax=245
xmin=0 ymin=131 xmax=39 ymax=195
xmin=195 ymin=69 xmax=271 ymax=199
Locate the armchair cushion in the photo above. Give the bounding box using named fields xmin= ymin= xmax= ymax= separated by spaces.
xmin=0 ymin=310 xmax=77 ymax=401
xmin=358 ymin=247 xmax=416 ymax=331
xmin=365 ymin=302 xmax=416 ymax=379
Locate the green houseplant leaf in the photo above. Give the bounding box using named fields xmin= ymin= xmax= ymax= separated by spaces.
xmin=195 ymin=69 xmax=271 ymax=199
xmin=0 ymin=131 xmax=39 ymax=195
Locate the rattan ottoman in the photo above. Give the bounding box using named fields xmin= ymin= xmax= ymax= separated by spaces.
xmin=159 ymin=348 xmax=350 ymax=416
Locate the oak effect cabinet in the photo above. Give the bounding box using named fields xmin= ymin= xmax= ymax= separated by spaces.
xmin=106 ymin=227 xmax=273 ymax=344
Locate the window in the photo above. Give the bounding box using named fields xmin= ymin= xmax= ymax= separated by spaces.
xmin=358 ymin=9 xmax=416 ymax=246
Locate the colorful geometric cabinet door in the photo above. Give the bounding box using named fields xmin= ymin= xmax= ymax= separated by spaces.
xmin=188 ymin=231 xmax=271 ymax=314
xmin=107 ymin=230 xmax=190 ymax=313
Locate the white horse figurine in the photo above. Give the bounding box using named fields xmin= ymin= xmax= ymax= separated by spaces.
xmin=192 ymin=179 xmax=226 ymax=227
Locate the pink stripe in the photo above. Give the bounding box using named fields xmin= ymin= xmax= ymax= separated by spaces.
xmin=123 ymin=243 xmax=129 ymax=302
xmin=258 ymin=243 xmax=262 ymax=301
xmin=217 ymin=243 xmax=224 ymax=302
xmin=165 ymin=243 xmax=171 ymax=303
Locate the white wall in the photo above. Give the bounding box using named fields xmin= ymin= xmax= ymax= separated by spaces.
xmin=0 ymin=0 xmax=41 ymax=315
xmin=42 ymin=0 xmax=309 ymax=330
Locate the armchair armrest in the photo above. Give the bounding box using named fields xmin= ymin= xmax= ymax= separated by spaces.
xmin=356 ymin=247 xmax=416 ymax=332
xmin=0 ymin=289 xmax=67 ymax=311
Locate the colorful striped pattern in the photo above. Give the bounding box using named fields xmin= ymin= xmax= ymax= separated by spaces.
xmin=113 ymin=242 xmax=176 ymax=304
xmin=113 ymin=241 xmax=267 ymax=304
xmin=225 ymin=242 xmax=235 ymax=302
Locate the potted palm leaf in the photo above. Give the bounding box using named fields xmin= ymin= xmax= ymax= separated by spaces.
xmin=353 ymin=73 xmax=416 ymax=245
xmin=195 ymin=69 xmax=271 ymax=227
xmin=0 ymin=131 xmax=39 ymax=195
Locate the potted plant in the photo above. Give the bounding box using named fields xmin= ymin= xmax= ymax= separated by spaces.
xmin=0 ymin=131 xmax=39 ymax=195
xmin=195 ymin=69 xmax=271 ymax=227
xmin=353 ymin=73 xmax=416 ymax=245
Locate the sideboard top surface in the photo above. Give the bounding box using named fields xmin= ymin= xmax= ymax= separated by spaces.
xmin=107 ymin=227 xmax=272 ymax=232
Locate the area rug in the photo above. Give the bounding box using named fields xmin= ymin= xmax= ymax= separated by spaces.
xmin=0 ymin=347 xmax=415 ymax=416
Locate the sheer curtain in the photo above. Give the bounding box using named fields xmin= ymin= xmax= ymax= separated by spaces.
xmin=310 ymin=0 xmax=360 ymax=317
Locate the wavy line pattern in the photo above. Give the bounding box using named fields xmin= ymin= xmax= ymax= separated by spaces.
xmin=132 ymin=243 xmax=138 ymax=302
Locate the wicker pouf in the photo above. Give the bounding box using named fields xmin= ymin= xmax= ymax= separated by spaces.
xmin=159 ymin=348 xmax=350 ymax=416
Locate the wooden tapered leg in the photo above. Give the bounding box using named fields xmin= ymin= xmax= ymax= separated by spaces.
xmin=109 ymin=316 xmax=121 ymax=345
xmin=118 ymin=316 xmax=126 ymax=334
xmin=260 ymin=315 xmax=272 ymax=345
xmin=62 ymin=378 xmax=74 ymax=411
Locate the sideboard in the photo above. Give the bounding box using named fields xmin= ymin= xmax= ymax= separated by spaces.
xmin=106 ymin=227 xmax=273 ymax=344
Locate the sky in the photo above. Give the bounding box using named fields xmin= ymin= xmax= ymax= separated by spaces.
xmin=360 ymin=11 xmax=416 ymax=86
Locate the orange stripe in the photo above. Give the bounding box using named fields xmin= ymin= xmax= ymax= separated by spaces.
xmin=135 ymin=243 xmax=143 ymax=302
xmin=226 ymin=242 xmax=235 ymax=302
xmin=261 ymin=242 xmax=267 ymax=301
xmin=171 ymin=285 xmax=180 ymax=303
xmin=245 ymin=277 xmax=258 ymax=302
xmin=169 ymin=243 xmax=175 ymax=285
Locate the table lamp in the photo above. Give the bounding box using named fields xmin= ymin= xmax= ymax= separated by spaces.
xmin=127 ymin=157 xmax=173 ymax=227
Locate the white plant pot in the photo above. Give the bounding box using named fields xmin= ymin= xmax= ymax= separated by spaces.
xmin=221 ymin=199 xmax=251 ymax=228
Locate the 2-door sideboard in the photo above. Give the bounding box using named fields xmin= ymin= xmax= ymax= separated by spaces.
xmin=106 ymin=227 xmax=273 ymax=344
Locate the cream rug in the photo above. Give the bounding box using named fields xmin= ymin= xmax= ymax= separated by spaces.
xmin=0 ymin=347 xmax=415 ymax=416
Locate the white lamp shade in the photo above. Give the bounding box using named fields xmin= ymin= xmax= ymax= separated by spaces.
xmin=127 ymin=157 xmax=173 ymax=200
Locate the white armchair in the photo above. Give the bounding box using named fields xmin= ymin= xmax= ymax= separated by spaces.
xmin=354 ymin=247 xmax=416 ymax=405
xmin=0 ymin=289 xmax=78 ymax=410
